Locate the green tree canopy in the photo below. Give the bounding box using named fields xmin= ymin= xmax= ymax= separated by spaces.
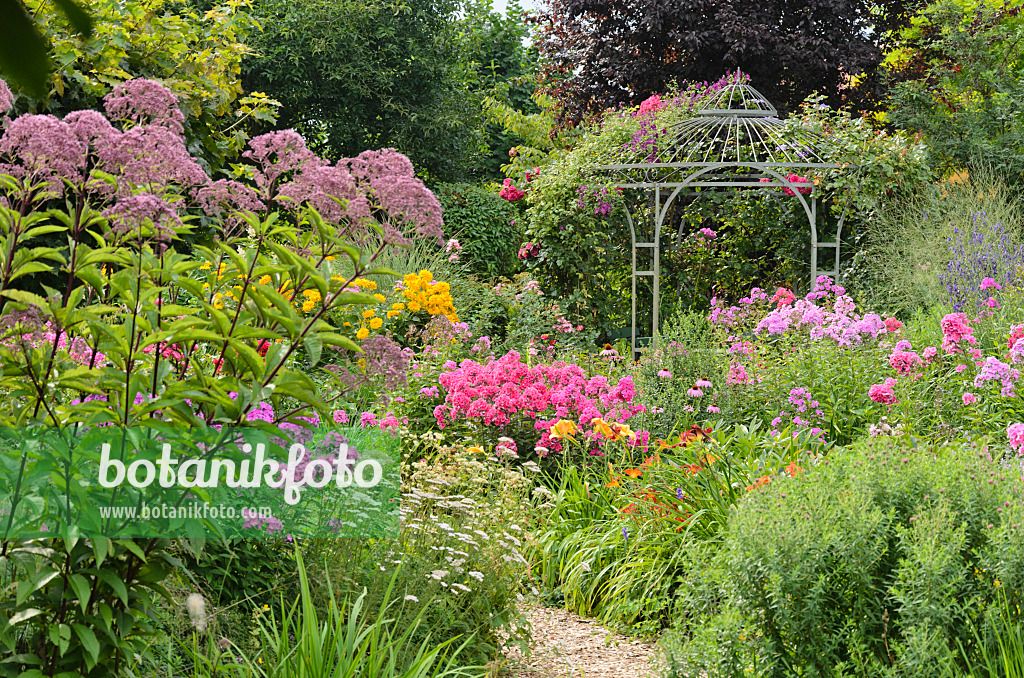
xmin=241 ymin=0 xmax=537 ymax=182
xmin=885 ymin=0 xmax=1024 ymax=182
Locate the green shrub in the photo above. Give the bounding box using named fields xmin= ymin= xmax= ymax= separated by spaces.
xmin=434 ymin=183 xmax=522 ymax=280
xmin=667 ymin=437 xmax=1024 ymax=678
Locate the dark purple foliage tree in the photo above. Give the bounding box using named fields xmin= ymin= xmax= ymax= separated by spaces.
xmin=531 ymin=0 xmax=918 ymax=127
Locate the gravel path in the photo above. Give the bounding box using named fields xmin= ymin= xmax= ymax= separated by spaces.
xmin=500 ymin=604 xmax=657 ymax=678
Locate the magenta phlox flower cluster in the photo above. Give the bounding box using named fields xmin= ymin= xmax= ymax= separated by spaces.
xmin=941 ymin=313 xmax=977 ymax=353
xmin=1008 ymin=423 xmax=1024 ymax=454
xmin=973 ymin=357 xmax=1020 ymax=397
xmin=4 ymin=322 xmax=106 ymax=366
xmin=769 ymin=388 xmax=825 ymax=438
xmin=726 ymin=362 xmax=750 ymax=385
xmin=1010 ymin=338 xmax=1024 ymax=365
xmin=869 ymin=378 xmax=898 ymax=405
xmin=635 ymin=94 xmax=665 ymax=117
xmin=771 ymin=287 xmax=796 ymax=307
xmin=889 ymin=349 xmax=923 ymax=376
xmin=433 ymin=351 xmax=642 ymax=454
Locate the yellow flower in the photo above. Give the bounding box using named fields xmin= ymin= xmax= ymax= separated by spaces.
xmin=392 ymin=303 xmax=405 ymax=310
xmin=303 ymin=289 xmax=322 ymax=303
xmin=387 ymin=310 xmax=400 ymax=318
xmin=612 ymin=423 xmax=637 ymax=441
xmin=549 ymin=419 xmax=578 ymax=440
xmin=356 ymin=328 xmax=370 ymax=340
xmin=419 ymin=269 xmax=433 ymax=282
xmin=591 ymin=418 xmax=615 ymax=439
xmin=408 ymin=301 xmax=421 ymax=312
xmin=343 ymin=321 xmax=352 ymax=327
xmin=467 ymin=445 xmax=486 ymax=455
xmin=369 ymin=317 xmax=383 ymax=329
xmin=362 ymin=309 xmax=376 ymax=319
xmin=258 ymin=275 xmax=272 ymax=285
xmin=325 ymin=255 xmax=335 ymax=261
xmin=200 ymin=262 xmax=212 ymax=271
xmin=302 ymin=300 xmax=316 ymax=312
xmin=354 ymin=278 xmax=378 ymax=290
xmin=373 ymin=293 xmax=386 ymax=303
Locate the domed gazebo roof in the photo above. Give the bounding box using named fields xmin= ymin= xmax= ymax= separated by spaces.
xmin=598 ymin=79 xmax=837 ymax=178
xmin=662 ymin=82 xmax=832 ymax=166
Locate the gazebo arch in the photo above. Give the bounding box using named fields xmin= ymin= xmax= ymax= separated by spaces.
xmin=592 ymin=80 xmax=851 ymax=355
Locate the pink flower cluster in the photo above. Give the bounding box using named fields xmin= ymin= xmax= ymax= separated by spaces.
xmin=635 ymin=94 xmax=666 ymax=117
xmin=0 ymin=77 xmax=445 ymax=247
xmin=4 ymin=322 xmax=107 ymax=366
xmin=770 ymin=387 xmax=825 ymax=438
xmin=500 ymin=178 xmax=525 ymax=201
xmin=973 ymin=357 xmax=1020 ymax=397
xmin=888 ymin=350 xmax=923 ymax=376
xmin=941 ymin=313 xmax=977 ymax=353
xmin=869 ymin=378 xmax=898 ymax=405
xmin=771 ymin=287 xmax=796 ymax=307
xmin=758 ymin=173 xmax=812 ymax=196
xmin=1008 ymin=423 xmax=1024 ymax=454
xmin=433 ymin=351 xmax=643 ymax=454
xmin=518 ymin=242 xmax=540 ymax=259
xmin=752 ymin=277 xmax=887 ymax=346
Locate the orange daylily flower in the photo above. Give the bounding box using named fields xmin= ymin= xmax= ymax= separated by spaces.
xmin=467 ymin=445 xmax=485 ymax=455
xmin=549 ymin=419 xmax=578 ymax=440
xmin=746 ymin=475 xmax=771 ymax=491
xmin=786 ymin=462 xmax=803 ymax=477
xmin=623 ymin=468 xmax=644 ymax=479
xmin=591 ymin=417 xmax=615 ymax=439
xmin=680 ymin=424 xmax=713 ymax=445
xmin=612 ymin=423 xmax=637 ymax=441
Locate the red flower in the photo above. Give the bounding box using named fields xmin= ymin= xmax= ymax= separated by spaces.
xmin=257 ymin=340 xmax=270 ymax=357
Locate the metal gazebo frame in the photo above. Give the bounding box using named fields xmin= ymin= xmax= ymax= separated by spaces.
xmin=592 ymin=80 xmax=849 ymax=355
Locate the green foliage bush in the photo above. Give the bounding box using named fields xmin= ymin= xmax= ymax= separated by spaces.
xmin=667 ymin=437 xmax=1024 ymax=678
xmin=434 ymin=183 xmax=522 ymax=280
xmin=885 ymin=0 xmax=1024 ymax=183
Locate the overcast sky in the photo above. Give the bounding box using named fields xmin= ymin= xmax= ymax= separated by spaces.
xmin=492 ymin=0 xmax=541 ymax=15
